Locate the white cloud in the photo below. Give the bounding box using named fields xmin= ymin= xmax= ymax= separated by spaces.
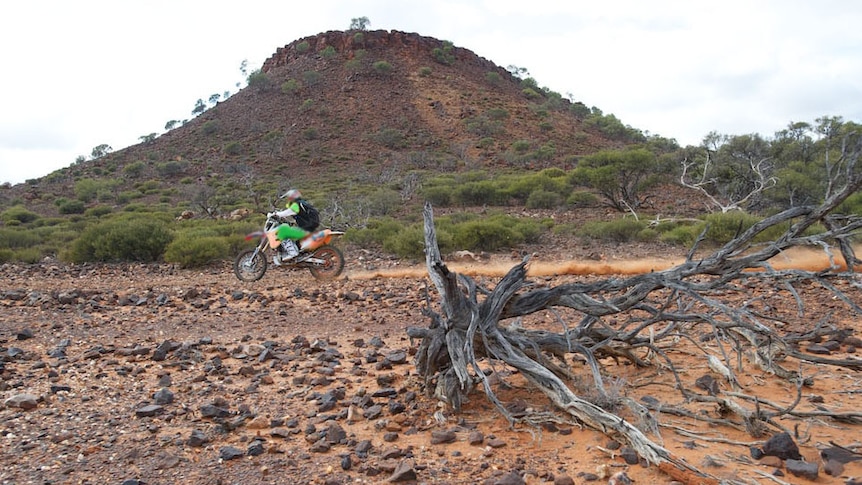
xmin=2 ymin=0 xmax=861 ymax=184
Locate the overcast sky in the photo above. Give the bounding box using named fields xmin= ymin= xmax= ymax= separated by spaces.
xmin=2 ymin=0 xmax=861 ymax=185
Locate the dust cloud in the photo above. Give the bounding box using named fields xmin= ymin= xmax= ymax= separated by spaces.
xmin=347 ymin=245 xmax=859 ymax=280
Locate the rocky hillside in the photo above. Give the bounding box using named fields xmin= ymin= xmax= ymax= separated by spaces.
xmin=2 ymin=29 xmax=641 ymax=217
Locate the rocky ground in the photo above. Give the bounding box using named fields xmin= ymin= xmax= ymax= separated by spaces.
xmin=2 ymin=247 xmax=862 ymax=485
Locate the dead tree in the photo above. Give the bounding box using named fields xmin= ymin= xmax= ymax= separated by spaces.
xmin=407 ymin=133 xmax=862 ymax=481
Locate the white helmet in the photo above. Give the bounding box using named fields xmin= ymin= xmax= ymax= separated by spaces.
xmin=282 ymin=189 xmax=302 ymax=202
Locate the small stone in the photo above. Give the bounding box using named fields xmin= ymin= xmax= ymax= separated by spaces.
xmin=219 ymin=446 xmax=244 ymax=461
xmin=620 ymin=447 xmax=639 ymax=465
xmin=16 ymin=328 xmax=34 ymax=340
xmin=430 ymin=430 xmax=456 ymax=444
xmin=153 ymin=388 xmax=174 ymax=405
xmin=468 ymin=430 xmax=484 ymax=445
xmin=187 ymin=429 xmax=208 ymax=447
xmin=135 ymin=405 xmax=163 ymax=418
xmin=823 ymin=459 xmax=844 ymax=477
xmin=492 ymin=471 xmax=525 ymax=485
xmin=762 ymin=432 xmax=802 ymax=460
xmin=486 ymin=437 xmax=506 ymax=448
xmin=389 ymin=459 xmax=417 ymax=482
xmin=4 ymin=394 xmax=39 ymax=410
xmin=785 ymin=459 xmax=818 ymax=480
xmin=553 ymin=474 xmax=575 ymax=485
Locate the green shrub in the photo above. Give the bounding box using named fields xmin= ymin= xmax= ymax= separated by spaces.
xmin=202 ymin=120 xmax=219 ymax=135
xmin=484 ymin=71 xmax=503 ymax=85
xmin=10 ymin=247 xmax=41 ymax=263
xmin=164 ymin=235 xmax=229 ymax=268
xmin=296 ymin=41 xmax=310 ymax=53
xmin=0 ymin=248 xmax=12 ymax=263
xmin=451 ymin=219 xmax=519 ymax=251
xmin=567 ymin=191 xmax=599 ymax=207
xmin=321 ymin=46 xmax=337 ymax=59
xmin=578 ymin=218 xmax=647 ymax=242
xmin=421 ymin=186 xmax=453 ymax=207
xmin=702 ymin=212 xmax=762 ymax=244
xmin=382 ymin=225 xmax=427 ymax=259
xmin=525 ymin=190 xmax=561 ymax=209
xmin=372 ymin=61 xmax=392 ymax=75
xmin=453 ymin=181 xmax=505 ymax=206
xmin=224 ymin=142 xmax=243 ymax=156
xmin=66 ymin=216 xmax=174 ymax=263
xmin=58 ymin=200 xmax=86 ymax=214
xmin=660 ymin=224 xmax=704 ymax=246
xmin=1 ymin=205 xmax=40 ymax=224
xmin=343 ymin=218 xmax=403 ymax=247
xmin=0 ymin=227 xmax=41 ymax=248
xmin=281 ymin=79 xmax=301 ymax=94
xmin=418 ymin=66 xmax=432 ymax=77
xmin=84 ymin=206 xmax=112 ymax=218
xmin=302 ymin=70 xmax=321 ymax=86
xmin=123 ymin=161 xmax=146 ymax=177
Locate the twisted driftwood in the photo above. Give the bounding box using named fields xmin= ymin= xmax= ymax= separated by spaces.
xmin=407 ymin=134 xmax=862 ymax=483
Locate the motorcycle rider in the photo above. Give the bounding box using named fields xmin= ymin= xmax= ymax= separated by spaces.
xmin=268 ymin=189 xmax=319 ymax=265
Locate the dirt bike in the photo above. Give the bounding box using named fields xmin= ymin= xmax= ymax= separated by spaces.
xmin=233 ymin=212 xmax=345 ymax=282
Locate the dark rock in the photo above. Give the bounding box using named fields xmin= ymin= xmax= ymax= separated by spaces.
xmin=785 ymin=459 xmax=818 ymax=480
xmin=806 ymin=344 xmax=831 ymax=355
xmin=389 ymin=459 xmax=417 ymax=482
xmin=386 ymin=350 xmax=407 ymax=364
xmin=247 ymin=440 xmax=265 ymax=456
xmin=364 ymin=404 xmax=383 ymax=420
xmin=50 ymin=385 xmax=72 ymax=394
xmin=153 ymin=388 xmax=174 ymax=405
xmin=326 ymin=422 xmax=347 ymax=444
xmin=750 ymin=446 xmax=764 ymax=459
xmin=16 ymin=328 xmax=34 ymax=340
xmin=553 ymin=474 xmax=575 ymax=485
xmin=823 ymin=459 xmax=844 ymax=477
xmin=383 ymin=432 xmax=398 ymax=442
xmin=187 ymin=429 xmax=208 ymax=447
xmin=219 ymin=446 xmax=244 ymax=461
xmin=355 ymin=439 xmax=373 ymax=457
xmin=695 ymin=374 xmax=720 ymax=395
xmin=310 ymin=438 xmax=331 ymax=453
xmin=430 ymin=430 xmax=456 ymax=444
xmin=135 ymin=405 xmax=163 ymax=418
xmin=468 ymin=430 xmax=484 ymax=445
xmin=486 ymin=437 xmax=506 ymax=448
xmin=620 ymin=447 xmax=639 ymax=465
xmin=341 ymin=454 xmax=352 ymax=470
xmin=372 ymin=387 xmax=397 ymax=398
xmin=491 ymin=471 xmax=525 ymax=485
xmin=388 ymin=400 xmax=405 ymax=415
xmin=762 ymin=432 xmax=802 ymax=460
xmin=200 ymin=404 xmax=231 ymax=419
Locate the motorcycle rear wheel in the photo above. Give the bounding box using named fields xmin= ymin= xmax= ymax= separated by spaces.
xmin=234 ymin=249 xmax=268 ymax=282
xmin=308 ymin=245 xmax=345 ymax=280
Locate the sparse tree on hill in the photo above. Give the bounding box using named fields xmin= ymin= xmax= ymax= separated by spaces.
xmin=90 ymin=144 xmax=112 ymax=159
xmin=350 ymin=16 xmax=370 ymax=30
xmin=191 ymin=99 xmax=206 ymax=116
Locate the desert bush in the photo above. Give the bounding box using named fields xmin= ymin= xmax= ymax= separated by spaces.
xmin=452 ymin=181 xmax=505 ymax=206
xmin=58 ymin=200 xmax=86 ymax=215
xmin=578 ymin=218 xmax=647 ymax=243
xmin=343 ymin=218 xmax=403 ymax=247
xmin=660 ymin=224 xmax=704 ymax=246
xmin=418 ymin=66 xmax=432 ymax=77
xmin=421 ymin=186 xmax=454 ymax=207
xmin=281 ymin=79 xmax=301 ymax=94
xmin=224 ymin=142 xmax=243 ymax=156
xmin=525 ymin=189 xmax=561 ymax=209
xmin=164 ymin=234 xmax=229 ymax=268
xmin=1 ymin=205 xmax=40 ymax=224
xmin=123 ymin=161 xmax=146 ymax=177
xmin=484 ymin=71 xmax=503 ymax=85
xmin=66 ymin=215 xmax=174 ymax=263
xmin=450 ymin=218 xmax=519 ymax=251
xmin=0 ymin=227 xmax=40 ymax=249
xmin=372 ymin=61 xmax=392 ymax=75
xmin=321 ymin=46 xmax=337 ymax=59
xmin=84 ymin=206 xmax=112 ymax=218
xmin=567 ymin=191 xmax=599 ymax=207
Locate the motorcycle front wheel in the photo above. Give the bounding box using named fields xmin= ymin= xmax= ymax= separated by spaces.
xmin=308 ymin=245 xmax=345 ymax=280
xmin=234 ymin=249 xmax=268 ymax=282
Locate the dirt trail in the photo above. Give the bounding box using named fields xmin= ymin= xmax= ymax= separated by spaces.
xmin=347 ymin=244 xmax=857 ymax=280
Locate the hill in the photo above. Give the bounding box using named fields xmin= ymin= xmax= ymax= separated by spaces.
xmin=1 ymin=29 xmax=649 ymax=219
